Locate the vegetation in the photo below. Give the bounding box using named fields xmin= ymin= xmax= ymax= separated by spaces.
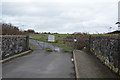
xmin=91 ymin=33 xmax=119 ymax=37
xmin=1 ymin=23 xmax=40 ymax=35
xmin=44 ymin=47 xmax=53 ymax=52
xmin=66 ymin=32 xmax=90 ymax=50
xmin=24 ymin=29 xmax=35 ymax=34
xmin=2 ymin=23 xmax=25 ymax=35
xmin=31 ymin=33 xmax=70 ymax=39
xmin=61 ymin=48 xmax=73 ymax=53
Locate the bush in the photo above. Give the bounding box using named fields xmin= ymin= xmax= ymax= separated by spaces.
xmin=64 ymin=32 xmax=90 ymax=50
xmin=2 ymin=23 xmax=25 ymax=35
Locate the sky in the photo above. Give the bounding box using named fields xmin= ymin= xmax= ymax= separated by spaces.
xmin=1 ymin=0 xmax=119 ymax=34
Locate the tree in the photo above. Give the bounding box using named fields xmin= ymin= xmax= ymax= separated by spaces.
xmin=26 ymin=29 xmax=35 ymax=33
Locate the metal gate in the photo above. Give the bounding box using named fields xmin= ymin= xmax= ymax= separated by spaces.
xmin=30 ymin=34 xmax=90 ymax=52
xmin=30 ymin=34 xmax=75 ymax=52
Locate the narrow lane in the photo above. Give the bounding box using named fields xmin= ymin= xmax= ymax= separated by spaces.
xmin=3 ymin=40 xmax=75 ymax=78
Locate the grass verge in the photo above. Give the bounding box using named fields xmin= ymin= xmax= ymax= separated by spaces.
xmin=44 ymin=47 xmax=53 ymax=52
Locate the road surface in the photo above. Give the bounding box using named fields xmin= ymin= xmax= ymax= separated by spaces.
xmin=2 ymin=40 xmax=75 ymax=78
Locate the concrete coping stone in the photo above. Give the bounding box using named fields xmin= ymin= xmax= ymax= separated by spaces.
xmin=0 ymin=50 xmax=32 ymax=63
xmin=0 ymin=35 xmax=27 ymax=37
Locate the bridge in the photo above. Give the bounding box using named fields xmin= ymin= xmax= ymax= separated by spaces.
xmin=1 ymin=35 xmax=120 ymax=79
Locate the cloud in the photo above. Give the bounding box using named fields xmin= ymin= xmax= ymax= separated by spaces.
xmin=2 ymin=0 xmax=119 ymax=33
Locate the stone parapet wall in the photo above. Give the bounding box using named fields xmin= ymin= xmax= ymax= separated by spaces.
xmin=90 ymin=35 xmax=120 ymax=75
xmin=1 ymin=35 xmax=29 ymax=59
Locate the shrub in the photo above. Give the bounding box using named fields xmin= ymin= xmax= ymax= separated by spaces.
xmin=64 ymin=32 xmax=90 ymax=50
xmin=2 ymin=23 xmax=25 ymax=35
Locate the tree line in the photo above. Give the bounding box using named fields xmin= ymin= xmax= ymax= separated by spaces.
xmin=1 ymin=23 xmax=38 ymax=35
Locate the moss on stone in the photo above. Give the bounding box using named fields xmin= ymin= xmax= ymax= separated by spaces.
xmin=91 ymin=49 xmax=120 ymax=75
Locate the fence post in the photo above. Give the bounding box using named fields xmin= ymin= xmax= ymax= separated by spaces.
xmin=26 ymin=35 xmax=29 ymax=50
xmin=89 ymin=35 xmax=91 ymax=51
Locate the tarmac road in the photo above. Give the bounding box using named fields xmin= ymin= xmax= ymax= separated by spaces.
xmin=2 ymin=40 xmax=75 ymax=78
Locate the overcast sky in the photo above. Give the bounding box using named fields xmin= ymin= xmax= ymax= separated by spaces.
xmin=1 ymin=0 xmax=119 ymax=34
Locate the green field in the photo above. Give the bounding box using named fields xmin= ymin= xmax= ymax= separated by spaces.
xmin=30 ymin=34 xmax=71 ymax=41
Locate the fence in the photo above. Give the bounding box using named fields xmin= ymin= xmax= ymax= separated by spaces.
xmin=30 ymin=34 xmax=77 ymax=53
